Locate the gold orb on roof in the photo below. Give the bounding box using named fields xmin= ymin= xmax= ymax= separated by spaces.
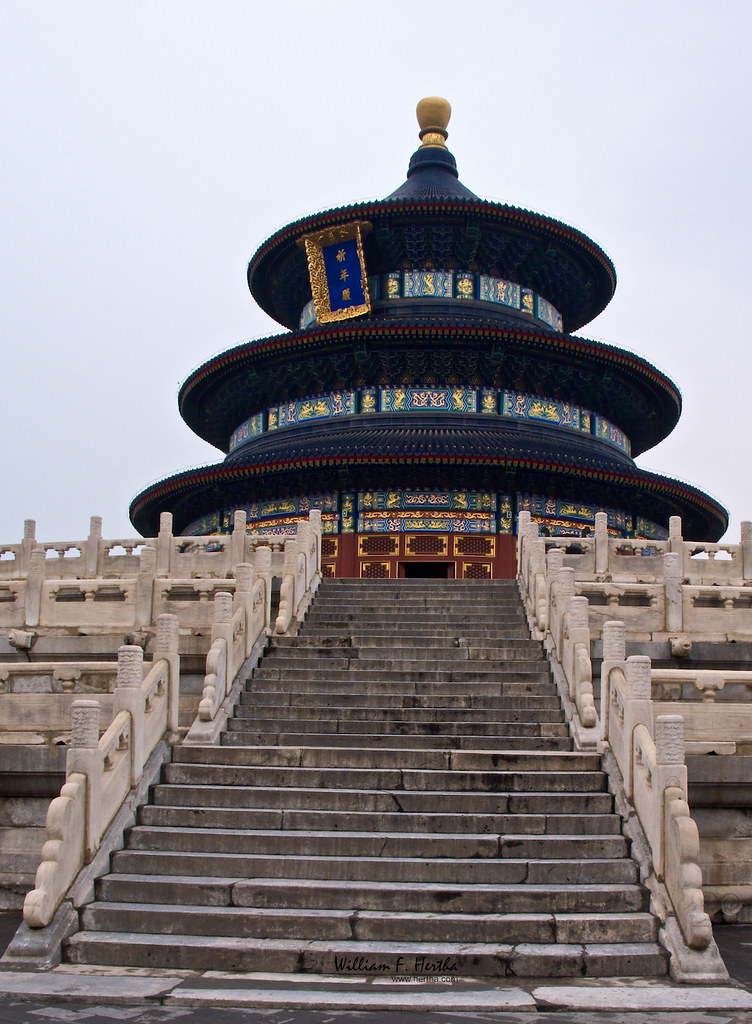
xmin=416 ymin=96 xmax=451 ymax=148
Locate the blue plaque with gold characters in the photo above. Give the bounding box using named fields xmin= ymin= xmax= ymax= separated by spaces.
xmin=300 ymin=222 xmax=371 ymax=324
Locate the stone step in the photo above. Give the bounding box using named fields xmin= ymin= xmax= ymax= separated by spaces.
xmin=110 ymin=849 xmax=638 ymax=884
xmin=243 ymin=683 xmax=561 ymax=702
xmin=86 ymin=874 xmax=653 ymax=918
xmin=80 ymin=899 xmax=652 ymax=942
xmin=172 ymin=745 xmax=599 ymax=772
xmin=264 ymin=647 xmax=545 ymax=663
xmin=164 ymin=763 xmax=607 ymax=793
xmin=303 ymin=626 xmax=532 ymax=634
xmin=255 ymin=658 xmax=547 ymax=675
xmin=241 ymin=691 xmax=564 ymax=714
xmin=220 ymin=733 xmax=571 ymax=751
xmin=272 ymin=636 xmax=544 ymax=653
xmin=231 ymin=708 xmax=563 ymax=727
xmin=125 ymin=827 xmax=629 ymax=860
xmin=150 ymin=784 xmax=613 ymax=815
xmin=64 ymin=932 xmax=668 ymax=977
xmin=249 ymin=669 xmax=552 ymax=684
xmin=301 ymin=623 xmax=531 ymax=633
xmin=137 ymin=804 xmax=622 ymax=836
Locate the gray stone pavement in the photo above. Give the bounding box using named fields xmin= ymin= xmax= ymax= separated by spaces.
xmin=1 ymin=914 xmax=752 ymax=1022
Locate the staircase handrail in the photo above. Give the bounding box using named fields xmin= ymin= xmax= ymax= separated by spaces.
xmin=21 ymin=616 xmax=180 ymax=928
xmin=604 ymin=644 xmax=713 ymax=951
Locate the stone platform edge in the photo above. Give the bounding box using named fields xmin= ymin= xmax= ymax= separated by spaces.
xmin=0 ymin=969 xmax=751 ymax=1012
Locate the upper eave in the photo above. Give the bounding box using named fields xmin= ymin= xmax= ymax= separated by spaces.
xmin=247 ymin=197 xmax=616 ymax=334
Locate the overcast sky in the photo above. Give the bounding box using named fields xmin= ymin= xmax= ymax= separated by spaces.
xmin=2 ymin=1 xmax=750 ymax=545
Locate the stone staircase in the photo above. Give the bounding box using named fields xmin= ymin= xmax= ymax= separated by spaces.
xmin=65 ymin=579 xmax=668 ymax=978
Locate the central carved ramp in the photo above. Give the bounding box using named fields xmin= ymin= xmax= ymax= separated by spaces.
xmin=65 ymin=579 xmax=668 ymax=978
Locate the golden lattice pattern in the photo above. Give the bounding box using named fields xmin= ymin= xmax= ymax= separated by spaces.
xmin=359 ymin=535 xmax=399 ymax=556
xmin=361 ymin=561 xmax=391 ymax=578
xmin=462 ymin=562 xmax=492 ymax=579
xmin=406 ymin=535 xmax=447 ymax=556
xmin=455 ymin=536 xmax=495 ymax=557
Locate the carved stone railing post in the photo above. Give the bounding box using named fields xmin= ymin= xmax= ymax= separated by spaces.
xmin=85 ymin=515 xmax=102 ymax=578
xmin=308 ymin=508 xmax=322 ymax=577
xmin=234 ymin=563 xmax=254 ymax=659
xmin=669 ymin=515 xmax=683 ymax=554
xmin=594 ymin=511 xmax=609 ymax=575
xmin=135 ymin=545 xmax=157 ymax=628
xmin=156 ymin=512 xmax=173 ymax=577
xmin=741 ymin=521 xmax=752 ymax=582
xmin=66 ymin=699 xmax=103 ymax=860
xmin=231 ymin=510 xmax=247 ymax=572
xmin=155 ymin=613 xmax=180 ymax=736
xmin=600 ymin=619 xmax=626 ymax=746
xmin=664 ymin=551 xmax=683 ymax=632
xmin=114 ymin=645 xmax=144 ymax=784
xmin=622 ymin=655 xmax=653 ymax=799
xmin=254 ymin=545 xmax=273 ymax=629
xmin=569 ymin=595 xmax=596 ymax=728
xmin=21 ymin=518 xmax=36 ymax=575
xmin=296 ymin=519 xmax=312 ymax=592
xmin=25 ymin=548 xmax=45 ymax=627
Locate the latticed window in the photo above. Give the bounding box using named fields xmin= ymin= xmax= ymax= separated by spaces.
xmin=321 ymin=538 xmax=338 ymax=558
xmin=462 ymin=562 xmax=492 ymax=580
xmin=361 ymin=561 xmax=391 ymax=578
xmin=406 ymin=535 xmax=447 ymax=555
xmin=455 ymin=536 xmax=494 ymax=556
xmin=359 ymin=535 xmax=398 ymax=555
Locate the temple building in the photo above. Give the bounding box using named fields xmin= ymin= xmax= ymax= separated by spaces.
xmin=130 ymin=98 xmax=727 ymax=579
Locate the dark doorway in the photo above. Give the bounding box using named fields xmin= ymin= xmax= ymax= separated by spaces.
xmin=400 ymin=562 xmax=455 ymax=578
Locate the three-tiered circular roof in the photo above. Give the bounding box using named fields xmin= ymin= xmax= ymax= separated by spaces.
xmin=130 ymin=99 xmax=727 ymax=540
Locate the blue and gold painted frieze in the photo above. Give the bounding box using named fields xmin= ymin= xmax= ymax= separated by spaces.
xmin=502 ymin=391 xmax=581 ymax=430
xmin=518 ymin=494 xmax=628 ymax=530
xmin=594 ymin=416 xmax=630 ymax=456
xmin=185 ymin=490 xmax=664 ymax=541
xmin=359 ymin=490 xmax=496 ymax=512
xmin=360 ymin=511 xmax=496 ymax=534
xmin=229 ymin=413 xmax=264 ymax=452
xmin=183 ymin=512 xmax=221 ymax=536
xmin=478 ymin=276 xmax=521 ymax=310
xmin=277 ymin=390 xmax=356 ymax=428
xmin=299 ymin=270 xmax=563 ymax=333
xmin=228 ymin=385 xmax=630 ymax=458
xmin=403 ymin=270 xmax=453 ymax=298
xmin=378 ymin=388 xmax=477 ymax=414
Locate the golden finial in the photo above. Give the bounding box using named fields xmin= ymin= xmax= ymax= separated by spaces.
xmin=416 ymin=96 xmax=451 ymax=148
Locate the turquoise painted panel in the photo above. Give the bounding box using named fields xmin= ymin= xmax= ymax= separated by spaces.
xmin=403 ymin=270 xmax=453 ymax=298
xmin=535 ymin=295 xmax=564 ymax=332
xmin=359 ymin=490 xmax=495 ymax=512
xmin=229 ymin=413 xmax=264 ymax=452
xmin=183 ymin=512 xmax=221 ymax=536
xmin=239 ymin=494 xmax=339 ymax=521
xmin=379 ymin=387 xmax=477 ymax=413
xmin=277 ymin=391 xmax=356 ymax=428
xmin=595 ymin=416 xmax=631 ymax=455
xmin=480 ymin=388 xmax=499 ymax=414
xmin=358 ymin=515 xmax=495 ymax=533
xmin=478 ymin=276 xmax=520 ymax=309
xmin=299 ymin=299 xmax=317 ymax=329
xmin=455 ymin=272 xmax=475 ymax=299
xmin=384 ymin=272 xmax=401 ymax=299
xmin=502 ymin=391 xmax=580 ymax=429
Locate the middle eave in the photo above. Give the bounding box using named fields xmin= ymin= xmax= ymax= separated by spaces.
xmin=178 ymin=316 xmax=681 ymax=458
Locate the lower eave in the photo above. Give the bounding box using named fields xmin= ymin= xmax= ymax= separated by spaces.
xmin=130 ymin=451 xmax=727 ymax=541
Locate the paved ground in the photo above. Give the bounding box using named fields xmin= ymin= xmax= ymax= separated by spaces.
xmin=1 ymin=914 xmax=752 ymax=1022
